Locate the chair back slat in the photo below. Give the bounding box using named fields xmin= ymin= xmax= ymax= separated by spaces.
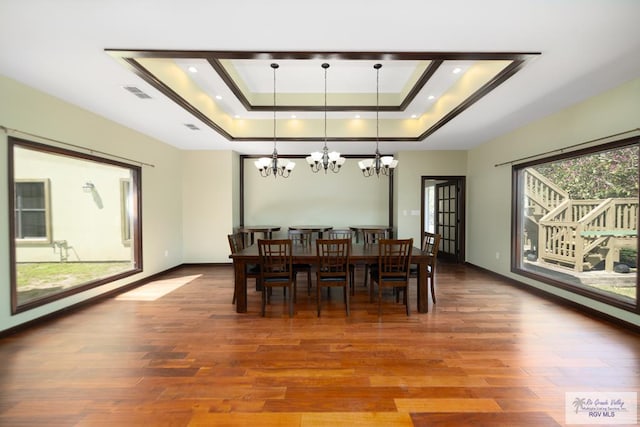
xmin=316 ymin=239 xmax=351 ymax=276
xmin=363 ymin=228 xmax=387 ymax=244
xmin=328 ymin=229 xmax=354 ymax=242
xmin=288 ymin=229 xmax=313 ymax=248
xmin=378 ymin=238 xmax=413 ymax=279
xmin=422 ymin=232 xmax=441 ymax=256
xmin=258 ymin=239 xmax=293 ymax=278
xmin=227 ymin=232 xmax=245 ymax=254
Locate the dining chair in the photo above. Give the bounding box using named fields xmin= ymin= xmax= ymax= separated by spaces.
xmin=288 ymin=229 xmax=313 ymax=297
xmin=327 ymin=229 xmax=355 ymax=293
xmin=369 ymin=238 xmax=413 ymax=316
xmin=257 ymin=239 xmax=295 ymax=317
xmin=362 ymin=228 xmax=388 ymax=290
xmin=315 ymin=239 xmax=351 ymax=317
xmin=227 ymin=232 xmax=261 ymax=304
xmin=409 ymin=232 xmax=441 ymax=304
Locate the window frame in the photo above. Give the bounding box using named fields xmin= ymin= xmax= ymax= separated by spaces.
xmin=8 ymin=136 xmax=143 ymax=314
xmin=511 ymin=136 xmax=639 ymax=313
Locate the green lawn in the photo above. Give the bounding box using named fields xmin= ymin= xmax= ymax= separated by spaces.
xmin=16 ymin=262 xmax=132 ymax=303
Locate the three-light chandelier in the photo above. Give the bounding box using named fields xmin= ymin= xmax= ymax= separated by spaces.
xmin=254 ymin=63 xmax=295 ymax=178
xmin=255 ymin=62 xmax=398 ymax=178
xmin=306 ymin=63 xmax=346 ymax=174
xmin=358 ymin=63 xmax=398 ymax=177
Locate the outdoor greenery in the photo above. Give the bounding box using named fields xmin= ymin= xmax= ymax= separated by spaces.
xmin=16 ymin=262 xmax=132 ymax=303
xmin=534 ymin=145 xmax=639 ymax=199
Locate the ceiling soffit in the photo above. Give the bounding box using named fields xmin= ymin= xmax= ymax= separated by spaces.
xmin=106 ymin=50 xmax=540 ymax=143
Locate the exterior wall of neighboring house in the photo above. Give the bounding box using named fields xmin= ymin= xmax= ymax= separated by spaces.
xmin=14 ymin=147 xmax=133 ymax=263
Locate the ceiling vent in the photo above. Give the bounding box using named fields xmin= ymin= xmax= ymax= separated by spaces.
xmin=184 ymin=123 xmax=200 ymax=130
xmin=122 ymin=85 xmax=152 ymax=99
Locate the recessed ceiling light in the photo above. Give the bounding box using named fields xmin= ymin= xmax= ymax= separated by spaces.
xmin=428 ymin=95 xmax=435 ymax=100
xmin=291 ymin=115 xmax=296 ymax=119
xmin=355 ymin=114 xmax=360 ymax=119
xmin=188 ymin=66 xmax=198 ymax=73
xmin=215 ymin=95 xmax=222 ymax=100
xmin=453 ymin=67 xmax=462 ymax=74
xmin=234 ymin=115 xmax=240 ymax=119
xmin=411 ymin=114 xmax=417 ymax=119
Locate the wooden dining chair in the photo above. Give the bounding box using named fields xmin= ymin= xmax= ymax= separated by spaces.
xmin=315 ymin=239 xmax=351 ymax=317
xmin=288 ymin=229 xmax=313 ymax=297
xmin=327 ymin=229 xmax=355 ymax=293
xmin=257 ymin=239 xmax=295 ymax=317
xmin=409 ymin=232 xmax=441 ymax=304
xmin=362 ymin=228 xmax=388 ymax=289
xmin=369 ymin=238 xmax=413 ymax=316
xmin=227 ymin=233 xmax=261 ymax=304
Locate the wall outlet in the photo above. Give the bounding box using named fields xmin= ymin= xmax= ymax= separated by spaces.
xmin=164 ymin=250 xmax=169 ymax=257
xmin=495 ymin=251 xmax=500 ymax=260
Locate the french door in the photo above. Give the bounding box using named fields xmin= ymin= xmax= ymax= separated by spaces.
xmin=422 ymin=176 xmax=465 ymax=263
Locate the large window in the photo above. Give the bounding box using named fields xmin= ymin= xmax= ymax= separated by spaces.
xmin=512 ymin=137 xmax=639 ymax=312
xmin=8 ymin=137 xmax=142 ymax=313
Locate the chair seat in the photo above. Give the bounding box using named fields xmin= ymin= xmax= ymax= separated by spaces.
xmin=263 ymin=277 xmax=291 ymax=284
xmin=319 ymin=276 xmax=348 ymax=283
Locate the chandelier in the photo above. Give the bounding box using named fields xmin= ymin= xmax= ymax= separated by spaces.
xmin=255 ymin=63 xmax=295 ymax=178
xmin=306 ymin=63 xmax=346 ymax=174
xmin=358 ymin=63 xmax=398 ymax=177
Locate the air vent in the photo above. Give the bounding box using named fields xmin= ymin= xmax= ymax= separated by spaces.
xmin=122 ymin=85 xmax=152 ymax=99
xmin=184 ymin=123 xmax=200 ymax=131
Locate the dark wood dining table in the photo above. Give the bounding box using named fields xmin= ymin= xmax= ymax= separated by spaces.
xmin=230 ymin=242 xmax=434 ymax=313
xmin=349 ymin=225 xmax=394 ymax=242
xmin=288 ymin=225 xmax=333 ymax=239
xmin=237 ymin=225 xmax=281 ymax=245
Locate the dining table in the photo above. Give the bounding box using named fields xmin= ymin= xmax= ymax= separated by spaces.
xmin=236 ymin=225 xmax=281 ymax=245
xmin=230 ymin=242 xmax=434 ymax=314
xmin=349 ymin=225 xmax=394 ymax=242
xmin=288 ymin=225 xmax=333 ymax=239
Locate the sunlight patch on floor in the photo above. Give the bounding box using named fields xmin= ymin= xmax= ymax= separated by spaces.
xmin=116 ymin=274 xmax=202 ymax=301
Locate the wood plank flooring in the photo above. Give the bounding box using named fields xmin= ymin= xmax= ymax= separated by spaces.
xmin=0 ymin=263 xmax=638 ymax=426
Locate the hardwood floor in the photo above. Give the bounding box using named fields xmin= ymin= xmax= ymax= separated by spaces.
xmin=0 ymin=263 xmax=638 ymax=426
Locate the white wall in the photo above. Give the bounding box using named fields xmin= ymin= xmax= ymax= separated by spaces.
xmin=0 ymin=75 xmax=184 ymax=332
xmin=181 ymin=150 xmax=235 ymax=263
xmin=466 ymin=76 xmax=640 ymax=327
xmin=243 ymin=157 xmax=390 ymax=237
xmin=394 ymin=151 xmax=468 ymax=244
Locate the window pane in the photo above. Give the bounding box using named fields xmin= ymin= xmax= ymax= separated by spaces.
xmin=513 ymin=140 xmax=638 ymax=310
xmin=17 ymin=182 xmax=45 ymax=209
xmin=20 ymin=211 xmax=46 ymax=237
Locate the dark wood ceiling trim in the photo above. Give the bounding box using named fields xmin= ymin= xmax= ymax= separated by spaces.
xmin=418 ymin=59 xmax=529 ymax=141
xmin=399 ymin=60 xmax=443 ymax=111
xmin=106 ymin=49 xmax=539 ymax=112
xmin=105 ymin=49 xmax=541 ymax=143
xmin=207 ymin=57 xmax=252 ymax=112
xmin=119 ymin=57 xmax=233 ymax=140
